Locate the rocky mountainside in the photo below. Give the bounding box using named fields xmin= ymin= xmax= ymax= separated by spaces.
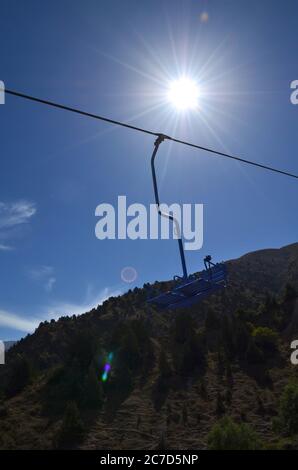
xmin=0 ymin=242 xmax=298 ymax=450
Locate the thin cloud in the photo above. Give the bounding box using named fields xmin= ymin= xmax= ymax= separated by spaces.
xmin=28 ymin=265 xmax=56 ymax=292
xmin=0 ymin=287 xmax=121 ymax=334
xmin=45 ymin=277 xmax=56 ymax=292
xmin=0 ymin=201 xmax=36 ymax=229
xmin=0 ymin=200 xmax=36 ymax=250
xmin=28 ymin=265 xmax=54 ymax=280
xmin=44 ymin=287 xmax=121 ymax=319
xmin=0 ymin=243 xmax=13 ymax=251
xmin=0 ymin=309 xmax=39 ymax=333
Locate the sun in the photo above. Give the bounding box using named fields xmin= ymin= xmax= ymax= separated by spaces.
xmin=167 ymin=77 xmax=200 ymax=111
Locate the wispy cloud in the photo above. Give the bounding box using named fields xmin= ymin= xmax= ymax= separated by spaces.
xmin=0 ymin=309 xmax=39 ymax=333
xmin=44 ymin=287 xmax=121 ymax=318
xmin=45 ymin=277 xmax=56 ymax=292
xmin=0 ymin=243 xmax=13 ymax=251
xmin=28 ymin=265 xmax=56 ymax=292
xmin=0 ymin=200 xmax=37 ymax=250
xmin=0 ymin=287 xmax=121 ymax=334
xmin=0 ymin=201 xmax=36 ymax=229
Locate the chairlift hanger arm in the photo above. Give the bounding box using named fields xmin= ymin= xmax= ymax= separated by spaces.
xmin=150 ymin=134 xmax=188 ymax=279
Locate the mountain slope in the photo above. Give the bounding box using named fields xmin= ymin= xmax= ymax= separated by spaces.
xmin=4 ymin=341 xmax=17 ymax=351
xmin=0 ymin=242 xmax=298 ymax=450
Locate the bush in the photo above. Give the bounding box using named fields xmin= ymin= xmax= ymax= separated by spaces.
xmin=252 ymin=327 xmax=278 ymax=354
xmin=207 ymin=416 xmax=261 ymax=450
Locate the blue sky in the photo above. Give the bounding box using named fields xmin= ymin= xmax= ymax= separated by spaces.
xmin=0 ymin=0 xmax=297 ymax=340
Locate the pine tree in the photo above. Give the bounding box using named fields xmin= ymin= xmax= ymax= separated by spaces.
xmin=182 ymin=403 xmax=188 ymax=425
xmin=56 ymin=401 xmax=84 ymax=448
xmin=83 ymin=366 xmax=104 ymax=409
xmin=216 ymin=391 xmax=225 ymax=416
xmin=199 ymin=378 xmax=208 ymax=399
xmin=284 ymin=283 xmax=297 ymax=302
xmin=159 ymin=348 xmax=172 ymax=379
xmin=157 ymin=430 xmax=167 ymax=450
xmin=225 ymin=361 xmax=233 ymax=388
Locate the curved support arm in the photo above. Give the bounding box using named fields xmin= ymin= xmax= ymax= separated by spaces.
xmin=151 ymin=134 xmax=188 ymax=279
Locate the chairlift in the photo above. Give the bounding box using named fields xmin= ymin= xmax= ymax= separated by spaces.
xmin=147 ymin=134 xmax=227 ymax=309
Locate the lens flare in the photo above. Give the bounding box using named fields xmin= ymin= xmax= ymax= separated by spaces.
xmin=121 ymin=266 xmax=138 ymax=283
xmin=101 ymin=352 xmax=114 ymax=382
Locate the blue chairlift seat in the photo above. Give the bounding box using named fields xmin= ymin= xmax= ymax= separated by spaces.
xmin=148 ymin=262 xmax=227 ymax=310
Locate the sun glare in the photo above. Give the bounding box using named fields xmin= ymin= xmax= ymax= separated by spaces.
xmin=167 ymin=77 xmax=200 ymax=111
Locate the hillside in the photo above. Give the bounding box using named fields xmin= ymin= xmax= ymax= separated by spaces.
xmin=4 ymin=342 xmax=17 ymax=351
xmin=0 ymin=243 xmax=298 ymax=450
